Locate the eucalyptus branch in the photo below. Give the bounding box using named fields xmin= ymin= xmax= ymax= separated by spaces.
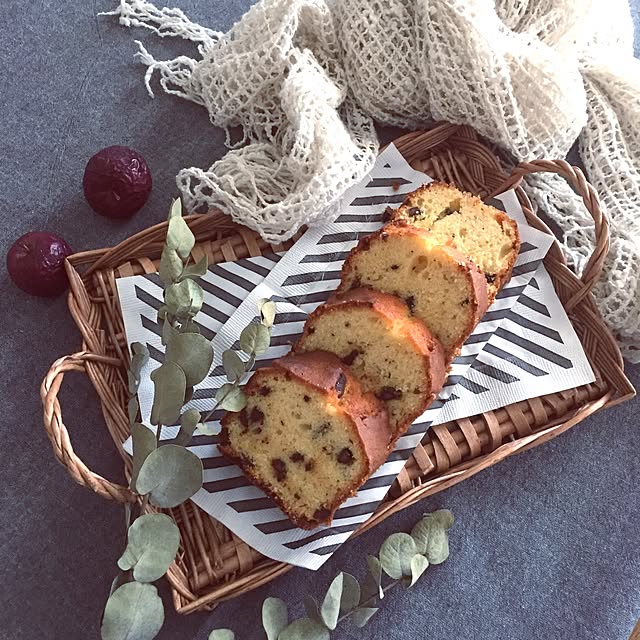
xmin=209 ymin=510 xmax=454 ymax=640
xmin=100 ymin=199 xmax=277 ymax=640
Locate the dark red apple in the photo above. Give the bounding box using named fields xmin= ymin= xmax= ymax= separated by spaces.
xmin=7 ymin=232 xmax=73 ymax=297
xmin=83 ymin=145 xmax=152 ymax=218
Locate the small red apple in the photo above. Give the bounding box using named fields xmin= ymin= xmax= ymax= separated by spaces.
xmin=83 ymin=145 xmax=152 ymax=218
xmin=7 ymin=232 xmax=73 ymax=297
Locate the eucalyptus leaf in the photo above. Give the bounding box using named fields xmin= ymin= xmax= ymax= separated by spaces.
xmin=351 ymin=607 xmax=379 ymax=628
xmin=136 ymin=445 xmax=203 ymax=508
xmin=179 ymin=255 xmax=208 ymax=281
xmin=195 ymin=422 xmax=218 ymax=436
xmin=127 ymin=371 xmax=139 ymax=396
xmin=130 ymin=423 xmax=157 ymax=492
xmin=117 ymin=514 xmax=180 ymax=583
xmin=239 ymin=322 xmax=271 ymax=356
xmin=132 ymin=342 xmax=150 ymax=363
xmin=340 ymin=573 xmax=360 ymax=614
xmin=169 ymin=197 xmax=182 ymax=220
xmin=208 ymin=631 xmax=235 ymax=640
xmin=165 ymin=332 xmax=214 ymax=386
xmin=360 ymin=556 xmax=384 ymax=604
xmin=175 ymin=409 xmax=201 ymax=447
xmin=162 ymin=317 xmax=179 ymax=347
xmin=258 ymin=299 xmax=276 ymax=328
xmin=128 ymin=343 xmax=149 ymax=394
xmin=159 ymin=246 xmax=183 ymax=286
xmin=167 ymin=202 xmax=195 ymax=259
xmin=127 ymin=397 xmax=139 ymax=425
xmin=150 ymin=362 xmax=186 ymax=426
xmin=101 ymin=582 xmax=164 ymax=640
xmin=379 ymin=533 xmax=416 ymax=579
xmin=222 ymin=350 xmax=246 ymax=382
xmin=184 ymin=385 xmax=194 ymax=404
xmin=320 ymin=572 xmax=343 ymax=630
xmin=262 ymin=597 xmax=288 ymax=640
xmin=431 ymin=509 xmax=455 ymax=529
xmin=410 ymin=512 xmax=452 ymax=565
xmin=407 ymin=554 xmax=429 ymax=587
xmin=157 ymin=305 xmax=168 ymax=322
xmin=165 ymin=279 xmax=204 ymax=319
xmin=215 ymin=384 xmax=247 ymax=412
xmin=278 ymin=618 xmax=329 ymax=640
xmin=208 ymin=631 xmax=234 ymax=640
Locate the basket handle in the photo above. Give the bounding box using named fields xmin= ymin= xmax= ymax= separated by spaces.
xmin=490 ymin=159 xmax=609 ymax=310
xmin=41 ymin=351 xmax=136 ymax=503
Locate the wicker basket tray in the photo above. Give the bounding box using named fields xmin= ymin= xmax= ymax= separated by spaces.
xmin=41 ymin=123 xmax=635 ymax=614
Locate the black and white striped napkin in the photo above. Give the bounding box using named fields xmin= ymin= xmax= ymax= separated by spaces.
xmin=117 ymin=145 xmax=594 ymax=569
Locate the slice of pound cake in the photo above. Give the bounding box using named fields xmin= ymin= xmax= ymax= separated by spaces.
xmin=219 ymin=351 xmax=390 ymax=529
xmin=392 ymin=183 xmax=520 ymax=301
xmin=337 ymin=222 xmax=489 ymax=359
xmin=295 ymin=288 xmax=446 ymax=439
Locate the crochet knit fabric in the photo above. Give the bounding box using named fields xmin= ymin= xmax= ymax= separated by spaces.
xmin=104 ymin=0 xmax=640 ymax=362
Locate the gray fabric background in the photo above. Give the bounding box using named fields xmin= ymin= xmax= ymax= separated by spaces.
xmin=1 ymin=2 xmax=638 ymax=639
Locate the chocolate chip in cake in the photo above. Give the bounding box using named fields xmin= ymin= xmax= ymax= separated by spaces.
xmin=461 ymin=297 xmax=470 ymax=306
xmin=485 ymin=273 xmax=497 ymax=284
xmin=271 ymin=458 xmax=287 ymax=482
xmin=342 ymin=349 xmax=361 ymax=366
xmin=407 ymin=206 xmax=422 ymax=218
xmin=250 ymin=406 xmax=264 ymax=425
xmin=382 ymin=206 xmax=395 ymax=223
xmin=437 ymin=206 xmax=456 ymax=220
xmin=289 ymin=452 xmax=305 ymax=463
xmin=313 ymin=507 xmax=331 ymax=521
xmin=380 ymin=231 xmax=389 ymax=241
xmin=238 ymin=408 xmax=249 ymax=433
xmin=304 ymin=460 xmax=315 ymax=472
xmin=335 ymin=373 xmax=347 ymax=398
xmin=303 ymin=394 xmax=311 ymax=402
xmin=376 ymin=386 xmax=403 ymax=401
xmin=307 ymin=326 xmax=315 ymax=335
xmin=390 ymin=264 xmax=400 ymax=270
xmin=405 ymin=295 xmax=416 ymax=313
xmin=258 ymin=386 xmax=271 ymax=396
xmin=294 ymin=493 xmax=301 ymax=500
xmin=337 ymin=447 xmax=355 ymax=465
xmin=313 ymin=423 xmax=331 ymax=438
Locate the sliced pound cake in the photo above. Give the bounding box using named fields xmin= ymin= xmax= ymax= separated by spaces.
xmin=337 ymin=222 xmax=489 ymax=359
xmin=393 ymin=183 xmax=520 ymax=301
xmin=219 ymin=351 xmax=390 ymax=529
xmin=295 ymin=288 xmax=446 ymax=439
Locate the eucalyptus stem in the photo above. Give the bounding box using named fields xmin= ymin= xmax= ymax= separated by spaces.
xmin=200 ymin=401 xmax=221 ymax=427
xmin=156 ymin=423 xmax=163 ymax=446
xmin=337 ymin=579 xmax=401 ymax=625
